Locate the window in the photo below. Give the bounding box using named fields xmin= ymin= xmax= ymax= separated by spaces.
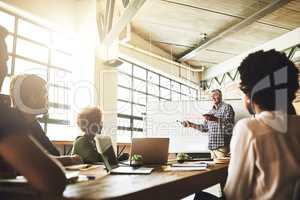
xmin=117 ymin=101 xmax=131 ymax=115
xmin=133 ymin=66 xmax=146 ymax=79
xmin=160 ymin=87 xmax=170 ymax=100
xmin=0 ymin=11 xmax=15 ymax=32
xmin=18 ymin=19 xmax=50 ymax=44
xmin=171 ymin=81 xmax=180 ymax=92
xmin=16 ymin=38 xmax=48 ymax=62
xmin=14 ymin=57 xmax=47 ymax=80
xmin=5 ymin=35 xmax=14 ymax=53
xmin=160 ymin=76 xmax=170 ymax=88
xmin=148 ymin=71 xmax=159 ymax=84
xmin=118 ymin=86 xmax=131 ymax=101
xmin=291 ymin=46 xmax=300 ymax=61
xmin=0 ymin=9 xmax=73 ymax=140
xmin=118 ymin=61 xmax=132 ymax=75
xmin=133 ymin=91 xmax=146 ymax=105
xmin=117 ymin=59 xmax=199 ymax=142
xmin=148 ymin=83 xmax=159 ymax=96
xmin=133 ymin=78 xmax=146 ymax=93
xmin=118 ymin=73 xmax=131 ymax=88
xmin=51 ymin=50 xmax=72 ymax=70
xmin=171 ymin=91 xmax=181 ymax=101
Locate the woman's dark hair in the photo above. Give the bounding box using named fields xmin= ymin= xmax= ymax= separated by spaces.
xmin=238 ymin=49 xmax=299 ymax=113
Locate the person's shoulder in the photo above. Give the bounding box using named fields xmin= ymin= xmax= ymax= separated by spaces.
xmin=74 ymin=135 xmax=90 ymax=144
xmin=73 ymin=136 xmax=85 ymax=149
xmin=230 ymin=118 xmax=257 ymax=150
xmin=0 ymin=95 xmax=26 ymax=125
xmin=222 ymin=102 xmax=233 ymax=109
xmin=0 ymin=103 xmax=27 ymax=137
xmin=235 ymin=116 xmax=271 ymax=140
xmin=28 ymin=120 xmax=45 ymax=137
xmin=74 ymin=135 xmax=84 ymax=142
xmin=237 ymin=116 xmax=261 ymax=128
xmin=234 ymin=117 xmax=257 ymax=137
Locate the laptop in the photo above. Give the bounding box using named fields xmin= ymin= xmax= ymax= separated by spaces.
xmin=131 ymin=138 xmax=169 ymax=165
xmin=95 ymin=136 xmax=153 ymax=175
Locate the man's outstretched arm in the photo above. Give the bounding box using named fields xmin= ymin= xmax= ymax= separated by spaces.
xmin=182 ymin=120 xmax=209 ymax=132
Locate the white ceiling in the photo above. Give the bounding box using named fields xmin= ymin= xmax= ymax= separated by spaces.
xmin=131 ymin=0 xmax=300 ymax=69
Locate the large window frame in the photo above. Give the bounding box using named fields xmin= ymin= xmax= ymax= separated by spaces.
xmin=0 ymin=8 xmax=72 ymax=138
xmin=117 ymin=58 xmax=199 ymax=142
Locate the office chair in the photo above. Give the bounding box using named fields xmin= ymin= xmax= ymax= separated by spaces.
xmin=292 ymin=178 xmax=300 ymax=200
xmin=0 ymin=94 xmax=11 ymax=106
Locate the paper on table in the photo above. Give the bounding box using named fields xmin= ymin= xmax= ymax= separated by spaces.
xmin=65 ymin=164 xmax=93 ymax=171
xmin=214 ymin=157 xmax=230 ymax=164
xmin=171 ymin=162 xmax=208 ymax=168
xmin=164 ymin=166 xmax=208 ymax=171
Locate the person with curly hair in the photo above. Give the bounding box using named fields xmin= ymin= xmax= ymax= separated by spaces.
xmin=224 ymin=49 xmax=300 ymax=200
xmin=72 ymin=106 xmax=103 ymax=164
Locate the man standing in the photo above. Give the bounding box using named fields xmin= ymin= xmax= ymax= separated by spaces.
xmin=183 ymin=89 xmax=235 ymax=159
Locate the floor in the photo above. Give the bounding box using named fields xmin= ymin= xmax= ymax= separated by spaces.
xmin=181 ymin=184 xmax=222 ymax=200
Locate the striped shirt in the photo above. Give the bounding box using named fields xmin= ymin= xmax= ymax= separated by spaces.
xmin=197 ymin=102 xmax=235 ymax=150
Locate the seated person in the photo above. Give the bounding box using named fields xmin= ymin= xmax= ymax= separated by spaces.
xmin=9 ymin=74 xmax=82 ymax=166
xmin=72 ymin=106 xmax=103 ymax=164
xmin=10 ymin=74 xmax=60 ymax=156
xmin=0 ymin=108 xmax=67 ymax=195
xmin=0 ymin=24 xmax=66 ymax=195
xmin=224 ymin=50 xmax=300 ymax=199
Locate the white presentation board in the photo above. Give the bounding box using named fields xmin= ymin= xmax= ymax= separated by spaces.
xmin=145 ymin=99 xmax=249 ymax=153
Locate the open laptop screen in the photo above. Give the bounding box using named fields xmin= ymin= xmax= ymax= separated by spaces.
xmin=95 ymin=136 xmax=119 ymax=170
xmin=103 ymin=145 xmax=118 ymax=167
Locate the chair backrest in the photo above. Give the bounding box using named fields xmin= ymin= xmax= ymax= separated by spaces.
xmin=0 ymin=94 xmax=11 ymax=107
xmin=292 ymin=178 xmax=300 ymax=200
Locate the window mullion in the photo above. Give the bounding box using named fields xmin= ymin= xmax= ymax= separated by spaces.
xmin=11 ymin=16 xmax=18 ymax=75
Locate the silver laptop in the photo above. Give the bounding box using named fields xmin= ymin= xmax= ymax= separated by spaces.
xmin=131 ymin=138 xmax=169 ymax=165
xmin=95 ymin=136 xmax=153 ymax=174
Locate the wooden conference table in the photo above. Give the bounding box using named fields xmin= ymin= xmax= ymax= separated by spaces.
xmin=0 ymin=163 xmax=228 ymax=200
xmin=63 ymin=163 xmax=228 ymax=200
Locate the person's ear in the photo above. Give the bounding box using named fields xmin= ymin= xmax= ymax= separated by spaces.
xmin=246 ymin=98 xmax=251 ymax=104
xmin=243 ymin=94 xmax=255 ymax=115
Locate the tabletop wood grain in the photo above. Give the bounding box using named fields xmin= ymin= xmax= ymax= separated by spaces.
xmin=63 ymin=164 xmax=228 ymax=200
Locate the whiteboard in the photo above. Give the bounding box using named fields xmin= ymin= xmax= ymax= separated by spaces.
xmin=145 ymin=99 xmax=249 ymax=153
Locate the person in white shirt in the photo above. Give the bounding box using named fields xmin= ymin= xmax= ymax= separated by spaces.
xmin=224 ymin=49 xmax=300 ymax=200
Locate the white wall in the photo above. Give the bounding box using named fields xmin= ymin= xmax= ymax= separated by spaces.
xmin=72 ymin=0 xmax=97 ymax=109
xmin=94 ymin=60 xmax=118 ymax=144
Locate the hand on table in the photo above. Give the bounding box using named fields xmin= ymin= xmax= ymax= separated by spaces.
xmin=54 ymin=154 xmax=83 ymax=166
